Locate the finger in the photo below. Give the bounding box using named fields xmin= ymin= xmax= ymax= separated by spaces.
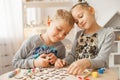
xmin=40 ymin=53 xmax=47 ymax=58
xmin=43 ymin=58 xmax=49 ymax=63
xmin=55 ymin=60 xmax=62 ymax=67
xmin=67 ymin=65 xmax=72 ymax=73
xmin=67 ymin=64 xmax=74 ymax=74
xmin=67 ymin=63 xmax=77 ymax=74
xmin=72 ymin=67 xmax=79 ymax=75
xmin=77 ymin=69 xmax=83 ymax=75
xmin=59 ymin=60 xmax=64 ymax=67
xmin=50 ymin=60 xmax=55 ymax=64
xmin=49 ymin=56 xmax=57 ymax=62
xmin=47 ymin=54 xmax=54 ymax=60
xmin=56 ymin=61 xmax=63 ymax=68
xmin=55 ymin=63 xmax=61 ymax=68
xmin=67 ymin=62 xmax=75 ymax=72
xmin=62 ymin=60 xmax=66 ymax=66
xmin=69 ymin=66 xmax=76 ymax=74
xmin=50 ymin=54 xmax=55 ymax=58
xmin=49 ymin=54 xmax=57 ymax=60
xmin=48 ymin=53 xmax=53 ymax=57
xmin=49 ymin=57 xmax=55 ymax=62
xmin=46 ymin=56 xmax=51 ymax=60
xmin=55 ymin=61 xmax=60 ymax=68
xmin=43 ymin=62 xmax=50 ymax=68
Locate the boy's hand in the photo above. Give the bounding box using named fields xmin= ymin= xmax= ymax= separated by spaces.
xmin=40 ymin=53 xmax=47 ymax=58
xmin=34 ymin=56 xmax=50 ymax=68
xmin=47 ymin=53 xmax=57 ymax=64
xmin=55 ymin=59 xmax=66 ymax=68
xmin=67 ymin=59 xmax=91 ymax=75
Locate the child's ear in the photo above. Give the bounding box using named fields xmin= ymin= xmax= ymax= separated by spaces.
xmin=88 ymin=6 xmax=95 ymax=15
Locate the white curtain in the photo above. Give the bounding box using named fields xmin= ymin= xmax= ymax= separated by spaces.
xmin=0 ymin=0 xmax=23 ymax=52
xmin=0 ymin=0 xmax=23 ymax=74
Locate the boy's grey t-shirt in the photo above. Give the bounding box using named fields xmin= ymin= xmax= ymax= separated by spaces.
xmin=12 ymin=34 xmax=65 ymax=69
xmin=65 ymin=27 xmax=115 ymax=69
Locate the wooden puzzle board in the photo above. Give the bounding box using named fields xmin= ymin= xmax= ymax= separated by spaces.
xmin=0 ymin=67 xmax=119 ymax=80
xmin=14 ymin=67 xmax=81 ymax=80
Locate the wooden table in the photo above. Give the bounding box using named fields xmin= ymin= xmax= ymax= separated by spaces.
xmin=0 ymin=68 xmax=119 ymax=80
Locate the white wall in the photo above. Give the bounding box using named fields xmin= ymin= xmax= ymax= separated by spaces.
xmin=86 ymin=0 xmax=120 ymax=26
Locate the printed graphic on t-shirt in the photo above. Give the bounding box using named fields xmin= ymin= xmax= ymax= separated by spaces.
xmin=75 ymin=32 xmax=98 ymax=60
xmin=32 ymin=45 xmax=57 ymax=59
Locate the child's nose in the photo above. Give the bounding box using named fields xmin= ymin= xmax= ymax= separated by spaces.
xmin=59 ymin=32 xmax=65 ymax=39
xmin=78 ymin=19 xmax=84 ymax=26
xmin=79 ymin=21 xmax=83 ymax=25
xmin=59 ymin=34 xmax=64 ymax=38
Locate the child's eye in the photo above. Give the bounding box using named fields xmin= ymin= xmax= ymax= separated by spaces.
xmin=80 ymin=15 xmax=83 ymax=18
xmin=56 ymin=27 xmax=62 ymax=31
xmin=79 ymin=14 xmax=83 ymax=18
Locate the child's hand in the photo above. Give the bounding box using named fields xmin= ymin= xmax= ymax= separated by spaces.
xmin=55 ymin=59 xmax=66 ymax=68
xmin=34 ymin=56 xmax=50 ymax=68
xmin=67 ymin=59 xmax=91 ymax=75
xmin=40 ymin=53 xmax=47 ymax=58
xmin=47 ymin=53 xmax=57 ymax=64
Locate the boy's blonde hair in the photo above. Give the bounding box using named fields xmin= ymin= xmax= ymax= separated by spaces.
xmin=52 ymin=9 xmax=74 ymax=27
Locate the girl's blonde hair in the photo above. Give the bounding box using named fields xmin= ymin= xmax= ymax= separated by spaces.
xmin=70 ymin=0 xmax=90 ymax=13
xmin=52 ymin=9 xmax=74 ymax=27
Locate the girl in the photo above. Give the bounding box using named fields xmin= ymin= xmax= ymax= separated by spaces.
xmin=55 ymin=1 xmax=115 ymax=75
xmin=12 ymin=9 xmax=74 ymax=69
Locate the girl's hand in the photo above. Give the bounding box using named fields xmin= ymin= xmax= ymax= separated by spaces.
xmin=34 ymin=56 xmax=50 ymax=68
xmin=55 ymin=59 xmax=66 ymax=68
xmin=67 ymin=59 xmax=91 ymax=75
xmin=47 ymin=53 xmax=57 ymax=64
